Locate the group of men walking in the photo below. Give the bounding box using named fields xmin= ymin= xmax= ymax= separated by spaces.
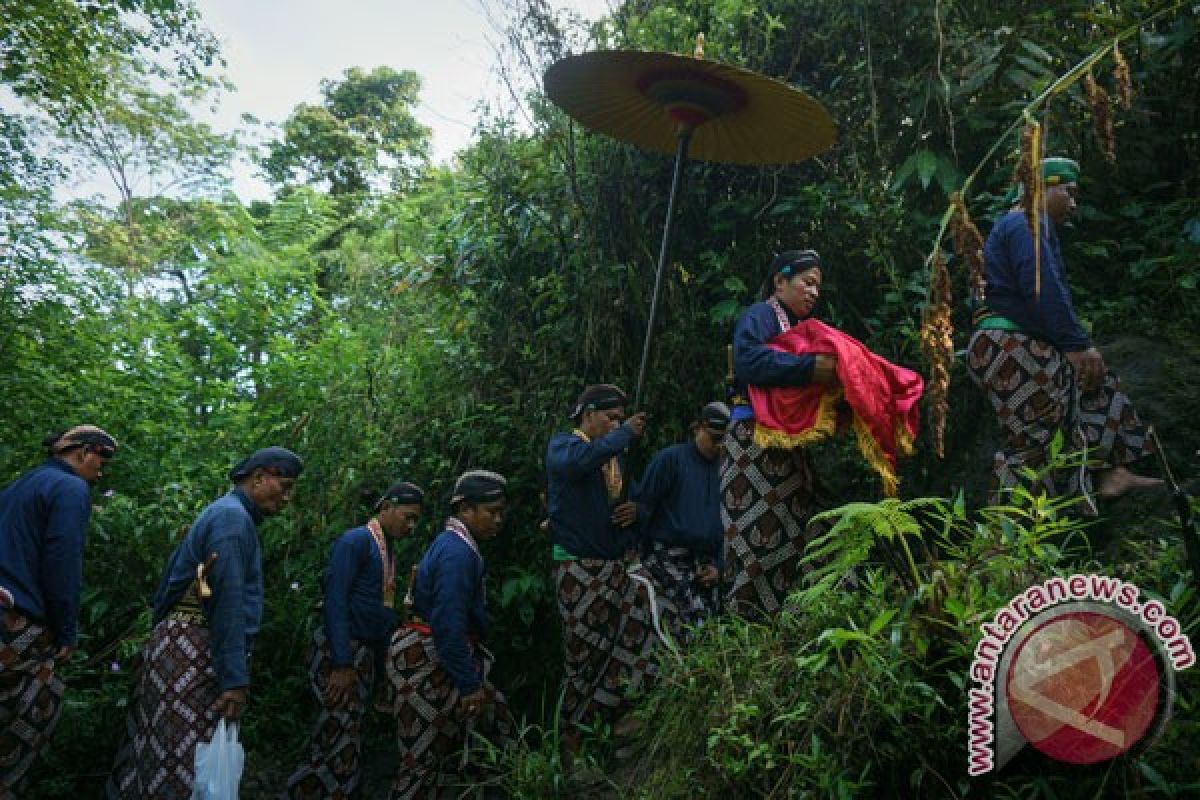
xmin=0 ymin=155 xmax=1167 ymax=798
xmin=0 ymin=399 xmax=729 ymax=799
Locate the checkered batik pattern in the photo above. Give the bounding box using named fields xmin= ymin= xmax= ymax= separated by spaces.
xmin=384 ymin=628 xmax=512 ymax=800
xmin=285 ymin=626 xmax=377 ymax=799
xmin=966 ymin=329 xmax=1154 ymax=513
xmin=0 ymin=612 xmax=64 ymax=798
xmin=106 ymin=619 xmax=221 ymax=800
xmin=554 ymin=559 xmax=671 ymax=730
xmin=719 ymin=418 xmax=823 ymax=617
xmin=640 ymin=541 xmax=718 ymax=642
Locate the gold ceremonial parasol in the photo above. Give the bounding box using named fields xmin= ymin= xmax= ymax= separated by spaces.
xmin=544 ymin=38 xmax=837 ymax=405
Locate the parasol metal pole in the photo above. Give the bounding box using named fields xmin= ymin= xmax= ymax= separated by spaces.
xmin=634 ymin=127 xmax=692 ymax=409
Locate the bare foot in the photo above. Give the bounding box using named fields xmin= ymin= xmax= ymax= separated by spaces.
xmin=1095 ymin=466 xmax=1165 ymax=499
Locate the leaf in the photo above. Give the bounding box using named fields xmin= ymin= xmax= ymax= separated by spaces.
xmin=916 ymin=150 xmax=938 ymax=190
xmin=1013 ymin=55 xmax=1054 ymax=78
xmin=890 ymin=152 xmax=918 ymax=192
xmin=944 ymin=597 xmax=967 ymax=620
xmin=710 ymin=298 xmax=740 ymax=323
xmin=1138 ymin=762 xmax=1170 ymax=792
xmin=958 ymin=62 xmax=999 ymax=95
xmin=1020 ymin=39 xmax=1055 ymax=63
xmin=868 ymin=608 xmax=896 ymax=635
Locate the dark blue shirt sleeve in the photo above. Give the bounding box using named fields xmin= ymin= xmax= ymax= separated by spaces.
xmin=547 ymin=424 xmax=635 ymax=480
xmin=1000 ymin=220 xmax=1092 ymax=351
xmin=633 ymin=449 xmax=675 ymax=534
xmin=428 ymin=548 xmax=482 ymax=695
xmin=40 ymin=480 xmax=91 ymax=646
xmin=323 ymin=534 xmax=362 ymax=667
xmin=733 ymin=304 xmax=816 ymax=387
xmin=204 ymin=514 xmax=252 ymax=690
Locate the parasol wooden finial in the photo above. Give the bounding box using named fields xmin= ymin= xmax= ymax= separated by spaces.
xmin=694 ymin=33 xmax=706 ymax=59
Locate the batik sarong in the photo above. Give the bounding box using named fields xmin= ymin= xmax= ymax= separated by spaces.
xmin=554 ymin=558 xmax=673 ymax=730
xmin=720 ymin=418 xmax=824 ymax=617
xmin=285 ymin=626 xmax=377 ymax=799
xmin=0 ymin=611 xmax=64 ymax=797
xmin=385 ymin=626 xmax=512 ymax=800
xmin=640 ymin=541 xmax=718 ymax=641
xmin=106 ymin=618 xmax=221 ymax=800
xmin=966 ymin=329 xmax=1154 ymax=513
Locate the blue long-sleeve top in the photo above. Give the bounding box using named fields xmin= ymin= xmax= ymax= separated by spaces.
xmin=321 ymin=525 xmax=398 ymax=666
xmin=731 ymin=300 xmax=817 ymax=421
xmin=412 ymin=529 xmax=487 ymax=694
xmin=0 ymin=459 xmax=92 ymax=646
xmin=982 ymin=211 xmax=1091 ymax=352
xmin=152 ymin=488 xmax=264 ymax=690
xmin=634 ymin=441 xmax=723 ymax=566
xmin=546 ymin=424 xmax=636 ymax=560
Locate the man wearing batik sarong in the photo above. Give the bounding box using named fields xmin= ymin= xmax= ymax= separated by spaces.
xmin=966 ymin=156 xmax=1161 ymax=513
xmin=547 ymin=383 xmax=666 ymax=751
xmin=1 ymin=426 xmax=117 ymax=797
xmin=386 ymin=470 xmax=512 ymax=800
xmin=722 ymin=250 xmax=839 ymax=617
xmin=107 ymin=446 xmax=302 ymax=799
xmin=286 ymin=481 xmax=424 ymax=799
xmin=634 ymin=402 xmax=730 ymax=640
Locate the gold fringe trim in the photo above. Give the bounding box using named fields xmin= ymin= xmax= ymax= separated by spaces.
xmin=755 ymin=391 xmax=917 ymax=498
xmin=895 ymin=422 xmax=915 ymax=459
xmin=752 ymin=389 xmax=842 ymax=451
xmin=851 ymin=415 xmax=899 ymax=498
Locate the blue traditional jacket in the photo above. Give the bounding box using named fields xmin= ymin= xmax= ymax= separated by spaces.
xmin=152 ymin=488 xmax=264 ymax=690
xmin=731 ymin=300 xmax=817 ymax=421
xmin=982 ymin=210 xmax=1091 ymax=352
xmin=634 ymin=441 xmax=722 ymax=565
xmin=412 ymin=526 xmax=487 ymax=694
xmin=0 ymin=459 xmax=92 ymax=646
xmin=321 ymin=525 xmax=398 ymax=666
xmin=546 ymin=424 xmax=636 ymax=559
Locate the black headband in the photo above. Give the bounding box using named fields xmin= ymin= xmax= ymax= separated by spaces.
xmin=229 ymin=446 xmax=304 ymax=482
xmin=569 ymin=383 xmax=628 ymax=419
xmin=449 ymin=470 xmax=507 ymax=506
xmin=768 ymin=249 xmax=822 ymax=280
xmin=699 ymin=401 xmax=731 ymax=431
xmin=376 ymin=481 xmax=424 ymax=510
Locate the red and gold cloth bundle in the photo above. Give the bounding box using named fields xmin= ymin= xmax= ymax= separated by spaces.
xmin=749 ymin=319 xmax=924 ymax=496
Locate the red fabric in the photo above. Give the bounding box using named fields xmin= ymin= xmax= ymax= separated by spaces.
xmin=748 ymin=319 xmax=924 ymax=492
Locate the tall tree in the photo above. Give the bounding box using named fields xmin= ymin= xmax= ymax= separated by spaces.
xmin=261 ymin=66 xmax=431 ymax=196
xmin=54 ymin=55 xmax=236 ymax=283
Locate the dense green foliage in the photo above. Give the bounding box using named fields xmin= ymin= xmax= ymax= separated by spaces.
xmin=2 ymin=0 xmax=1199 ymax=797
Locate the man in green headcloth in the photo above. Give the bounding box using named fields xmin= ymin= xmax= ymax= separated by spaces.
xmin=966 ymin=156 xmax=1161 ymax=512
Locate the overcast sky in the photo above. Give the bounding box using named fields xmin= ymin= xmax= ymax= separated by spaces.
xmin=196 ymin=0 xmax=612 ymax=199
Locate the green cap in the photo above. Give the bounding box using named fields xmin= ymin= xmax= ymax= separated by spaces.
xmin=1042 ymin=156 xmax=1080 ymax=186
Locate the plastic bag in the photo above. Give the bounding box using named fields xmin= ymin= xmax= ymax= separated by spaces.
xmin=191 ymin=718 xmax=244 ymax=800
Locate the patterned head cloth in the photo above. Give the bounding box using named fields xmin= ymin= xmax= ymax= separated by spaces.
xmin=568 ymin=384 xmax=628 ymax=419
xmin=761 ymin=249 xmax=821 ymax=299
xmin=375 ymin=481 xmax=424 ymax=510
xmin=1042 ymin=156 xmax=1080 ymax=186
xmin=768 ymin=249 xmax=822 ymax=279
xmin=228 ymin=446 xmax=304 ymax=482
xmin=43 ymin=425 xmax=118 ymax=457
xmin=449 ymin=470 xmax=507 ymax=506
xmin=700 ymin=401 xmax=732 ymax=432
